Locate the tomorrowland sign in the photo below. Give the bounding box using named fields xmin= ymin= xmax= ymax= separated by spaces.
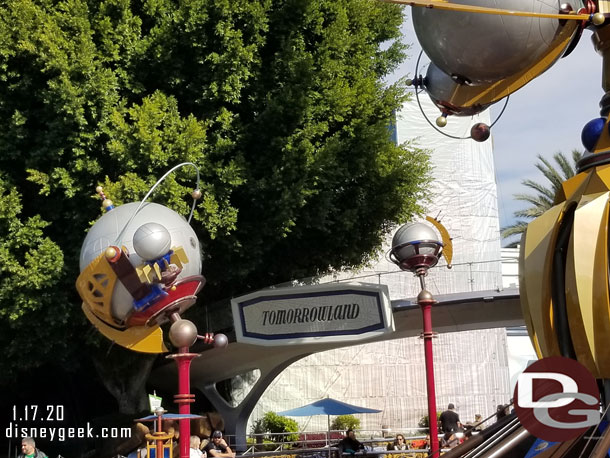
xmin=231 ymin=283 xmax=394 ymax=345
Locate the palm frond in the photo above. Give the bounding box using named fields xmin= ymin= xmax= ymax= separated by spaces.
xmin=534 ymin=155 xmax=564 ymax=192
xmin=553 ymin=152 xmax=574 ymax=181
xmin=500 ymin=220 xmax=529 ymax=239
xmin=520 ymin=179 xmax=556 ymax=200
xmin=571 ymin=149 xmax=584 ymax=165
xmin=513 ymin=193 xmax=554 ymax=209
xmin=514 ymin=207 xmax=546 ymax=219
xmin=502 ymin=150 xmax=581 ymax=241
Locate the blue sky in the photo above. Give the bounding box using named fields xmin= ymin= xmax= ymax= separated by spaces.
xmin=393 ymin=10 xmax=601 ymax=239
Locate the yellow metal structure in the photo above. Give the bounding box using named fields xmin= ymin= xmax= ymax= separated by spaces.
xmin=76 ymin=252 xmax=119 ymax=325
xmin=426 ymin=215 xmax=453 ymax=267
xmin=381 ymin=0 xmax=587 ymax=113
xmin=137 ymin=247 xmax=189 ymax=283
xmin=519 ymin=203 xmax=566 ymax=359
xmin=520 ymin=165 xmax=610 ymax=378
xmin=145 ymin=432 xmax=173 ymax=458
xmin=379 ymin=0 xmax=591 ymax=21
xmin=82 ymin=303 xmax=168 ymax=353
xmin=76 ymin=251 xmax=169 ymax=353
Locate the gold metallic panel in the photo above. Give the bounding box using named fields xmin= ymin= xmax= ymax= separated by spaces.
xmin=595 ymin=164 xmax=610 ymax=188
xmin=75 ymin=252 xmax=118 ymax=326
xmin=520 ymin=202 xmax=566 ymax=358
xmin=555 ymin=172 xmax=589 ymax=205
xmin=519 ymin=239 xmax=542 ymax=358
xmin=426 ymin=215 xmax=453 ymax=266
xmin=82 ymin=303 xmax=168 ymax=353
xmin=592 ymin=195 xmax=610 ymax=377
xmin=565 ymin=192 xmax=609 ymax=377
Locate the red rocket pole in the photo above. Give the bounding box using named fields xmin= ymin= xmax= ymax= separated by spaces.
xmin=168 ymin=350 xmax=199 ymax=458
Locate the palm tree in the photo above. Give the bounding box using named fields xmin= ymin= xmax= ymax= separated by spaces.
xmin=501 ymin=149 xmax=583 ymax=246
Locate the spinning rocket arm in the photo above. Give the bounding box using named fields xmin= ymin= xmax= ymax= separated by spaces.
xmin=379 ymin=0 xmax=610 ymax=143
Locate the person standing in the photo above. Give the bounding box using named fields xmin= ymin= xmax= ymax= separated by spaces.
xmin=439 ymin=403 xmax=461 ymax=433
xmin=18 ymin=438 xmax=47 ymax=458
xmin=495 ymin=404 xmax=510 ymax=422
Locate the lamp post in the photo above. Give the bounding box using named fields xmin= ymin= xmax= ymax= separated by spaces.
xmin=168 ymin=316 xmax=229 ymax=458
xmin=389 ymin=222 xmax=444 ymax=457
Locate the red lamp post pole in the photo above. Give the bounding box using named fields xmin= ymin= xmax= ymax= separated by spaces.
xmin=418 ymin=282 xmax=439 ymax=457
xmin=168 ymin=349 xmax=199 ymax=458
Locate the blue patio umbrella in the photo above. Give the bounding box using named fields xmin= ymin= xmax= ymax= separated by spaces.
xmin=278 ymin=398 xmax=381 ymax=417
xmin=278 ymin=398 xmax=381 ymax=451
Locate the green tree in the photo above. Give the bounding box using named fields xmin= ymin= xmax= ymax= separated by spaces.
xmin=331 ymin=414 xmax=361 ymax=431
xmin=418 ymin=411 xmax=441 ymax=430
xmin=501 ymin=150 xmax=583 ymax=246
xmin=261 ymin=411 xmax=300 ymax=443
xmin=0 ymin=0 xmax=429 ymax=415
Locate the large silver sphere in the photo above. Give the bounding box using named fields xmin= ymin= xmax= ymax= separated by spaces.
xmin=133 ymin=222 xmax=172 ymax=261
xmin=79 ymin=202 xmax=202 ymax=321
xmin=169 ymin=319 xmax=198 ymax=348
xmin=391 ymin=223 xmax=442 ymax=272
xmin=424 ymin=62 xmax=492 ymax=116
xmin=412 ymin=0 xmax=581 ymax=85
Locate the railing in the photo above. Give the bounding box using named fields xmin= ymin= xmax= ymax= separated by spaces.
xmin=233 ymin=409 xmax=511 ymax=457
xmin=236 ymin=432 xmax=433 ymax=455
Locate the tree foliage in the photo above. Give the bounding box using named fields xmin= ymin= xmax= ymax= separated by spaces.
xmin=261 ymin=411 xmax=300 ymax=443
xmin=0 ymin=0 xmax=429 ymax=409
xmin=417 ymin=411 xmax=441 ymax=429
xmin=501 ymin=150 xmax=582 ymax=245
xmin=331 ymin=414 xmax=361 ymax=431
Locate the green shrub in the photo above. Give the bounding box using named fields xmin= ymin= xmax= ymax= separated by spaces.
xmin=418 ymin=411 xmax=442 ymax=429
xmin=261 ymin=412 xmax=300 ymax=443
xmin=331 ymin=415 xmax=361 ymax=432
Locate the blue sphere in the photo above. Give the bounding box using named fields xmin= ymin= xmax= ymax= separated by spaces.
xmin=581 ymin=117 xmax=606 ymax=152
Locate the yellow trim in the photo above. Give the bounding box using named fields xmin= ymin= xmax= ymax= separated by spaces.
xmin=520 ymin=202 xmax=566 ymax=358
xmin=171 ymin=246 xmax=189 ymax=266
xmin=565 ymin=192 xmax=610 ymax=377
xmin=76 ymin=252 xmax=119 ymax=326
xmin=82 ymin=303 xmax=168 ymax=353
xmin=592 ymin=193 xmax=610 ymax=377
xmin=380 ymin=0 xmax=590 ymax=21
xmin=136 ymin=245 xmax=190 ymax=283
xmin=425 ymin=216 xmax=453 ymax=266
xmin=519 ymin=237 xmax=542 ymax=358
xmin=555 ymin=171 xmax=589 ymax=205
xmin=146 ymin=435 xmax=173 ymax=458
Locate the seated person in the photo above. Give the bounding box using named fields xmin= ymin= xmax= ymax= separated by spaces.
xmin=204 ymin=431 xmax=235 ymax=458
xmin=387 ymin=434 xmax=408 ymax=451
xmin=190 ymin=435 xmax=206 ymax=458
xmin=338 ymin=429 xmax=364 ymax=455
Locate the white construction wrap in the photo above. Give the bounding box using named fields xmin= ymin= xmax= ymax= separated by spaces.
xmin=243 ymin=95 xmax=509 ymax=433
